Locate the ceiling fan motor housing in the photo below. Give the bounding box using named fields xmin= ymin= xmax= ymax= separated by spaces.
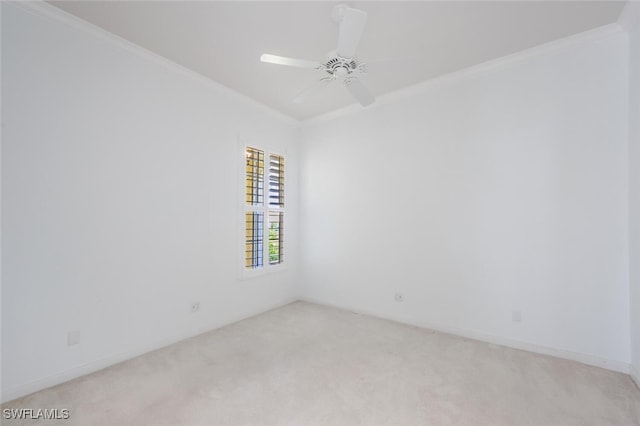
xmin=325 ymin=56 xmax=358 ymax=78
xmin=259 ymin=4 xmax=374 ymax=106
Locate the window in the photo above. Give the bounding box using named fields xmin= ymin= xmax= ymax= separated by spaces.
xmin=244 ymin=147 xmax=284 ymax=270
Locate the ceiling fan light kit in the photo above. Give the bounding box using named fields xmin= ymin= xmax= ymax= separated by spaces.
xmin=260 ymin=4 xmax=376 ymax=108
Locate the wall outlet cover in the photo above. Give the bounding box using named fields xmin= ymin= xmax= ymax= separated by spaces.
xmin=67 ymin=330 xmax=80 ymax=346
xmin=512 ymin=310 xmax=522 ymax=322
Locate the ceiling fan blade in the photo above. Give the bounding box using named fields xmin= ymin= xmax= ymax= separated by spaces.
xmin=260 ymin=54 xmax=322 ymax=69
xmin=336 ymin=8 xmax=367 ymax=59
xmin=293 ymin=78 xmax=333 ymax=104
xmin=345 ymin=78 xmax=375 ymax=107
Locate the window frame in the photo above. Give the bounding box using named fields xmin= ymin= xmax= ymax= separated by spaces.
xmin=239 ymin=142 xmax=286 ymax=279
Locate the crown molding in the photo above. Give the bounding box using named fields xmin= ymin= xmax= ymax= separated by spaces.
xmin=618 ymin=0 xmax=640 ymax=32
xmin=6 ymin=1 xmax=299 ymax=126
xmin=303 ymin=23 xmax=624 ymax=126
xmin=6 ymin=1 xmax=627 ymax=128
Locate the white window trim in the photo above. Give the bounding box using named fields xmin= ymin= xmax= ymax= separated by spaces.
xmin=238 ymin=139 xmax=287 ymax=280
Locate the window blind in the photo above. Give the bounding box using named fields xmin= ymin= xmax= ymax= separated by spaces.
xmin=244 ymin=147 xmax=284 ymax=270
xmin=268 ymin=154 xmax=284 ymax=208
xmin=245 ymin=147 xmax=264 ymax=206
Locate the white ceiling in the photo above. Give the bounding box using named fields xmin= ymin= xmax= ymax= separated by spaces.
xmin=49 ymin=1 xmax=625 ymax=121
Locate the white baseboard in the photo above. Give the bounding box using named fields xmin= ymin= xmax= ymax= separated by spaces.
xmin=1 ymin=297 xmax=297 ymax=404
xmin=3 ymin=296 xmax=631 ymax=404
xmin=298 ymin=296 xmax=631 ymax=375
xmin=631 ymin=365 xmax=640 ymax=389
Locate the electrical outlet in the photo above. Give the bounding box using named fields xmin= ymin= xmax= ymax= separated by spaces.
xmin=67 ymin=330 xmax=80 ymax=346
xmin=190 ymin=302 xmax=200 ymax=313
xmin=512 ymin=310 xmax=522 ymax=322
xmin=394 ymin=293 xmax=404 ymax=302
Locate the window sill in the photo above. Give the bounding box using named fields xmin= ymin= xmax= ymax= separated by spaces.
xmin=238 ymin=263 xmax=288 ymax=281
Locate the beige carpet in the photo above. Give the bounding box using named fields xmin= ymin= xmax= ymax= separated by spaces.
xmin=2 ymin=301 xmax=640 ymax=425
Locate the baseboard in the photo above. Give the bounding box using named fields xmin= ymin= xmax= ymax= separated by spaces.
xmin=1 ymin=297 xmax=297 ymax=404
xmin=631 ymin=365 xmax=640 ymax=389
xmin=2 ymin=296 xmax=630 ymax=403
xmin=298 ymin=296 xmax=630 ymax=375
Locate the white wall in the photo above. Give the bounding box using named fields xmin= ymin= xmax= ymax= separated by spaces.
xmin=622 ymin=1 xmax=640 ymax=385
xmin=2 ymin=0 xmax=635 ymax=403
xmin=1 ymin=3 xmax=299 ymax=402
xmin=300 ymin=28 xmax=631 ymax=370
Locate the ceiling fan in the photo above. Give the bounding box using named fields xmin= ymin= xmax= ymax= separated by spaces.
xmin=260 ymin=4 xmax=375 ymax=107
